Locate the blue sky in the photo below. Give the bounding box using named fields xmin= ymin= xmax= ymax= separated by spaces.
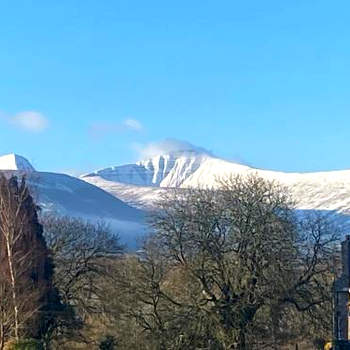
xmin=1 ymin=0 xmax=350 ymax=174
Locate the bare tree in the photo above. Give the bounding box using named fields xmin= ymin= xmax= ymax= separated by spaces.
xmin=40 ymin=215 xmax=123 ymax=347
xmin=147 ymin=174 xmax=339 ymax=349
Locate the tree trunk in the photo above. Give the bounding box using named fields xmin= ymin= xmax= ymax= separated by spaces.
xmin=5 ymin=238 xmax=19 ymax=341
xmin=0 ymin=321 xmax=4 ymax=350
xmin=237 ymin=330 xmax=246 ymax=350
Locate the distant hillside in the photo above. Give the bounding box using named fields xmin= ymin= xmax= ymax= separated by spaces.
xmin=0 ymin=154 xmax=146 ymax=247
xmin=81 ymin=147 xmax=350 ymax=225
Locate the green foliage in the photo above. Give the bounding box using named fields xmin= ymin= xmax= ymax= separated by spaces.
xmin=4 ymin=339 xmax=43 ymax=350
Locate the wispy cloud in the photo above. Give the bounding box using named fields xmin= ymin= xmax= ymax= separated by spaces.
xmin=1 ymin=110 xmax=49 ymax=133
xmin=11 ymin=111 xmax=49 ymax=132
xmin=131 ymin=139 xmax=250 ymax=166
xmin=89 ymin=118 xmax=143 ymax=139
xmin=123 ymin=118 xmax=143 ymax=131
xmin=131 ymin=138 xmax=213 ymax=160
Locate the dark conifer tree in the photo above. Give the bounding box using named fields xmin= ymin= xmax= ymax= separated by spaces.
xmin=0 ymin=174 xmax=60 ymax=344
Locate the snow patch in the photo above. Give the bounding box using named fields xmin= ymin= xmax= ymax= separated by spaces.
xmin=0 ymin=154 xmax=35 ymax=172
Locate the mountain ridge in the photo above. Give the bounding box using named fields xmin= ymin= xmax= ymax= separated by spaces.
xmin=3 ymin=150 xmax=350 ymax=246
xmin=80 ymin=150 xmax=350 ymax=220
xmin=83 ymin=150 xmax=212 ymax=188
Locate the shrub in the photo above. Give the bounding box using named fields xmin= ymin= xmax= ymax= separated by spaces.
xmin=4 ymin=338 xmax=44 ymax=350
xmin=99 ymin=335 xmax=117 ymax=350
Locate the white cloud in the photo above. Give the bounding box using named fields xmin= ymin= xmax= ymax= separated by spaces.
xmin=123 ymin=118 xmax=143 ymax=131
xmin=10 ymin=111 xmax=49 ymax=132
xmin=89 ymin=118 xmax=143 ymax=139
xmin=132 ymin=139 xmax=213 ymax=160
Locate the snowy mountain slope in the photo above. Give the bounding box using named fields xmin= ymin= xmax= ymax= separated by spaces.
xmin=0 ymin=153 xmax=35 ymax=172
xmin=81 ymin=149 xmax=350 ymax=219
xmin=81 ymin=175 xmax=169 ymax=210
xmin=27 ymin=171 xmax=146 ymax=246
xmin=0 ymin=163 xmax=146 ymax=246
xmin=2 ymin=150 xmax=350 ymax=246
xmin=83 ymin=150 xmax=211 ymax=188
xmin=180 ymin=156 xmax=350 ymax=214
xmin=24 ymin=171 xmax=145 ymax=221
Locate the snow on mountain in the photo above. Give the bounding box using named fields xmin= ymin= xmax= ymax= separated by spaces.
xmin=0 ymin=153 xmax=35 ymax=172
xmin=81 ymin=149 xmax=350 ymax=221
xmin=82 ymin=149 xmax=211 ymax=188
xmin=179 ymin=157 xmax=350 ymax=215
xmin=4 ymin=149 xmax=350 ymax=246
xmin=26 ymin=171 xmax=144 ymax=220
xmin=0 ymin=167 xmax=146 ymax=247
xmin=80 ymin=176 xmax=169 ymax=210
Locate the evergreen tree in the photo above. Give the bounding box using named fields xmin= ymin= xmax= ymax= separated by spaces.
xmin=0 ymin=175 xmax=59 ymax=345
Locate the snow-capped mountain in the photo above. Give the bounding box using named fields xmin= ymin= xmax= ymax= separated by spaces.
xmin=80 ymin=147 xmax=350 ymax=222
xmin=0 ymin=154 xmax=145 ymax=247
xmin=83 ymin=150 xmax=211 ymax=188
xmin=4 ymin=145 xmax=350 ymax=247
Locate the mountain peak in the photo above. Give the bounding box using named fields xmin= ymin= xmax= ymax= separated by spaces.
xmin=137 ymin=139 xmax=213 ymax=161
xmin=0 ymin=154 xmax=35 ymax=172
xmin=82 ymin=146 xmax=212 ymax=188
